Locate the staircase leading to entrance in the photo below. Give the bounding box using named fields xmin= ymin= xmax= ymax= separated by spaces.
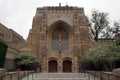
xmin=34 ymin=73 xmax=88 ymax=80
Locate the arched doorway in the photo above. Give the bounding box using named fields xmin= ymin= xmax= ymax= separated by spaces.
xmin=63 ymin=60 xmax=72 ymax=72
xmin=48 ymin=60 xmax=57 ymax=72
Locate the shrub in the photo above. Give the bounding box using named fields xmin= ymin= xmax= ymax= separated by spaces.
xmin=0 ymin=39 xmax=8 ymax=68
xmin=15 ymin=52 xmax=39 ymax=70
xmin=80 ymin=42 xmax=120 ymax=71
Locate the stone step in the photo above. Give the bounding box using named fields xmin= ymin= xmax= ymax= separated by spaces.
xmin=34 ymin=78 xmax=88 ymax=80
xmin=34 ymin=73 xmax=88 ymax=80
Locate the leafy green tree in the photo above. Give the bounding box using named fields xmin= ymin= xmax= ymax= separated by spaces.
xmin=89 ymin=10 xmax=109 ymax=41
xmin=15 ymin=52 xmax=39 ymax=70
xmin=80 ymin=42 xmax=120 ymax=71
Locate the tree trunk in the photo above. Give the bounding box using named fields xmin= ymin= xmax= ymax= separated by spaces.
xmin=95 ymin=31 xmax=98 ymax=41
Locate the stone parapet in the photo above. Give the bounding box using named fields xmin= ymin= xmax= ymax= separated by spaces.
xmin=0 ymin=71 xmax=33 ymax=80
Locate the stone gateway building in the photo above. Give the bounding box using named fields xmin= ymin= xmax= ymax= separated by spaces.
xmin=24 ymin=5 xmax=98 ymax=72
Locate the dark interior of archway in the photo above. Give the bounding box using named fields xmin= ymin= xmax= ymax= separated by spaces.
xmin=48 ymin=60 xmax=57 ymax=72
xmin=63 ymin=60 xmax=72 ymax=72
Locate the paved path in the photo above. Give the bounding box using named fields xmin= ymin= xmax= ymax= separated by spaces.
xmin=22 ymin=73 xmax=100 ymax=80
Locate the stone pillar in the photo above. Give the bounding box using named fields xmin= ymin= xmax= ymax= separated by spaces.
xmin=0 ymin=68 xmax=6 ymax=75
xmin=58 ymin=59 xmax=62 ymax=72
xmin=72 ymin=64 xmax=74 ymax=73
xmin=74 ymin=65 xmax=79 ymax=72
xmin=42 ymin=58 xmax=47 ymax=72
xmin=74 ymin=57 xmax=79 ymax=72
xmin=46 ymin=64 xmax=48 ymax=72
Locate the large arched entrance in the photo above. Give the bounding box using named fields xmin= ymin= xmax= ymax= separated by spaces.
xmin=48 ymin=60 xmax=58 ymax=72
xmin=63 ymin=60 xmax=72 ymax=72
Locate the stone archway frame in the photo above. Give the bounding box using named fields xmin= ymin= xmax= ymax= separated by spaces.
xmin=47 ymin=20 xmax=73 ymax=34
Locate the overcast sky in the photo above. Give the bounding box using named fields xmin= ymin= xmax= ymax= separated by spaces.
xmin=0 ymin=0 xmax=120 ymax=39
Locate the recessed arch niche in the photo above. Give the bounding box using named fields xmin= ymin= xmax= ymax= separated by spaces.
xmin=48 ymin=20 xmax=72 ymax=52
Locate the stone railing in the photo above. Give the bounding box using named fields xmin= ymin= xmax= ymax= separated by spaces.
xmin=0 ymin=70 xmax=33 ymax=80
xmin=86 ymin=71 xmax=120 ymax=80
